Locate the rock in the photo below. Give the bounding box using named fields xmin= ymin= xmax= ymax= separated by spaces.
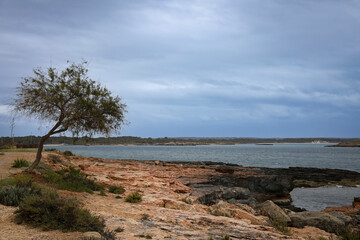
xmin=289 ymin=211 xmax=347 ymax=233
xmin=81 ymin=231 xmax=102 ymax=240
xmin=196 ymin=187 xmax=250 ymax=205
xmin=258 ymin=200 xmax=291 ymax=223
xmin=215 ymin=167 xmax=234 ymax=174
xmin=209 ymin=201 xmax=265 ymax=225
xmin=163 ymin=199 xmax=193 ymax=211
xmin=353 ymin=197 xmax=360 ymax=208
xmin=328 ymin=212 xmax=352 ymax=224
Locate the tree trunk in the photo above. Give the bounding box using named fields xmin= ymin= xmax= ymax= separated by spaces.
xmin=27 ymin=135 xmax=48 ymax=172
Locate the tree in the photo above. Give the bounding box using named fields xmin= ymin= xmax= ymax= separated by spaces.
xmin=14 ymin=61 xmax=127 ymax=172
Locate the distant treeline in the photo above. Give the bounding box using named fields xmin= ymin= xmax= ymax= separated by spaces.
xmin=0 ymin=136 xmax=356 ymax=147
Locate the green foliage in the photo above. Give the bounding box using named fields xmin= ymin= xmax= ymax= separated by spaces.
xmin=221 ymin=235 xmax=231 ymax=240
xmin=13 ymin=173 xmax=33 ymax=187
xmin=271 ymin=218 xmax=291 ymax=236
xmin=100 ymin=229 xmax=116 ymax=240
xmin=0 ymin=186 xmax=30 ymax=206
xmin=44 ymin=166 xmax=104 ymax=193
xmin=337 ymin=228 xmax=360 ymax=240
xmin=62 ymin=150 xmax=74 ymax=157
xmin=114 ymin=227 xmax=124 ymax=232
xmin=14 ymin=189 xmax=105 ymax=232
xmin=140 ymin=214 xmax=150 ymax=221
xmin=15 ymin=61 xmax=127 ymax=138
xmin=108 ymin=185 xmax=125 ymax=194
xmin=0 ymin=177 xmax=17 ymax=189
xmin=12 ymin=158 xmax=30 ymax=168
xmin=125 ymin=191 xmax=142 ymax=203
xmin=99 ymin=189 xmax=107 ymax=196
xmin=137 ymin=234 xmax=152 ymax=239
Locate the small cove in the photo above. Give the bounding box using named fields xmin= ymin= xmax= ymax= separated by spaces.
xmin=45 ymin=143 xmax=360 ymax=209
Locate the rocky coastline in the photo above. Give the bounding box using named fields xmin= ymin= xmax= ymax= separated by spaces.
xmin=1 ymin=151 xmax=360 ymax=239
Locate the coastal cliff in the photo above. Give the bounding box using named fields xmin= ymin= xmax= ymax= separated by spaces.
xmin=0 ymin=151 xmax=359 ymax=239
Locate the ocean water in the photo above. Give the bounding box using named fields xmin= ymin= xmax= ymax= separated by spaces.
xmin=45 ymin=143 xmax=360 ymax=210
xmin=46 ymin=143 xmax=360 ymax=172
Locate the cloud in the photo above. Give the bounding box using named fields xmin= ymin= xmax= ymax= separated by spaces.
xmin=0 ymin=0 xmax=359 ymax=137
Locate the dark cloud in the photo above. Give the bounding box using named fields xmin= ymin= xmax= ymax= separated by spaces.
xmin=0 ymin=0 xmax=359 ymax=137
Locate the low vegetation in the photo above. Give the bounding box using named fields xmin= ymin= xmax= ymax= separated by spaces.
xmin=14 ymin=188 xmax=105 ymax=232
xmin=44 ymin=166 xmax=104 ymax=193
xmin=12 ymin=158 xmax=30 ymax=168
xmin=125 ymin=191 xmax=142 ymax=203
xmin=62 ymin=150 xmax=74 ymax=157
xmin=108 ymin=185 xmax=125 ymax=194
xmin=271 ymin=218 xmax=291 ymax=236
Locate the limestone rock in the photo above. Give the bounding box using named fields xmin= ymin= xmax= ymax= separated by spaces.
xmin=81 ymin=231 xmax=102 ymax=240
xmin=289 ymin=211 xmax=347 ymax=233
xmin=258 ymin=200 xmax=291 ymax=223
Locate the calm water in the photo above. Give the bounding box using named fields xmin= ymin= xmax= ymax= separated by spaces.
xmin=45 ymin=143 xmax=360 ymax=210
xmin=45 ymin=144 xmax=360 ymax=172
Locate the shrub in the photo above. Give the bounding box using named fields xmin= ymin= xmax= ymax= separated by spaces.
xmin=221 ymin=235 xmax=231 ymax=240
xmin=114 ymin=227 xmax=124 ymax=232
xmin=12 ymin=158 xmax=30 ymax=168
xmin=62 ymin=150 xmax=74 ymax=157
xmin=44 ymin=166 xmax=104 ymax=193
xmin=0 ymin=186 xmax=30 ymax=206
xmin=99 ymin=189 xmax=107 ymax=196
xmin=337 ymin=228 xmax=360 ymax=240
xmin=271 ymin=218 xmax=291 ymax=236
xmin=125 ymin=191 xmax=142 ymax=203
xmin=108 ymin=185 xmax=125 ymax=194
xmin=14 ymin=189 xmax=105 ymax=232
xmin=13 ymin=173 xmax=33 ymax=187
xmin=100 ymin=229 xmax=116 ymax=240
xmin=47 ymin=154 xmax=63 ymax=164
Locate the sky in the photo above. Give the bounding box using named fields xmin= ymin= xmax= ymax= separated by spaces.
xmin=0 ymin=0 xmax=359 ymax=138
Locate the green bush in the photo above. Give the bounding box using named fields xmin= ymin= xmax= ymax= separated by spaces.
xmin=12 ymin=158 xmax=30 ymax=168
xmin=125 ymin=191 xmax=142 ymax=203
xmin=62 ymin=150 xmax=74 ymax=157
xmin=14 ymin=189 xmax=105 ymax=232
xmin=271 ymin=218 xmax=291 ymax=236
xmin=337 ymin=228 xmax=360 ymax=240
xmin=0 ymin=186 xmax=30 ymax=206
xmin=44 ymin=166 xmax=104 ymax=193
xmin=108 ymin=185 xmax=125 ymax=194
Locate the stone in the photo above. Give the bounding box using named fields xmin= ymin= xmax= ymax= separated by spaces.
xmin=196 ymin=187 xmax=250 ymax=205
xmin=81 ymin=231 xmax=102 ymax=240
xmin=163 ymin=199 xmax=193 ymax=211
xmin=258 ymin=200 xmax=291 ymax=223
xmin=289 ymin=211 xmax=347 ymax=233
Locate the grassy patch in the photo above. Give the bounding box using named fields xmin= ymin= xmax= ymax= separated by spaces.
xmin=0 ymin=186 xmax=30 ymax=206
xmin=44 ymin=166 xmax=104 ymax=193
xmin=271 ymin=218 xmax=291 ymax=236
xmin=0 ymin=148 xmax=38 ymax=152
xmin=108 ymin=185 xmax=125 ymax=194
xmin=337 ymin=228 xmax=360 ymax=240
xmin=12 ymin=158 xmax=30 ymax=168
xmin=14 ymin=188 xmax=105 ymax=232
xmin=125 ymin=191 xmax=142 ymax=203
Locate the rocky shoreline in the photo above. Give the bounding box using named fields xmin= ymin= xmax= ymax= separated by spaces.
xmin=1 ymin=151 xmax=360 ymax=239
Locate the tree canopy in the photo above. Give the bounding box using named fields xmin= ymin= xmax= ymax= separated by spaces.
xmin=14 ymin=61 xmax=127 ymax=171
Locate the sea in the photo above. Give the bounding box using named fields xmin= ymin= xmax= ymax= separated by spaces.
xmin=45 ymin=143 xmax=360 ymax=211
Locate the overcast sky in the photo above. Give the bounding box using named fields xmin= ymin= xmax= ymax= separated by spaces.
xmin=0 ymin=0 xmax=359 ymax=138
